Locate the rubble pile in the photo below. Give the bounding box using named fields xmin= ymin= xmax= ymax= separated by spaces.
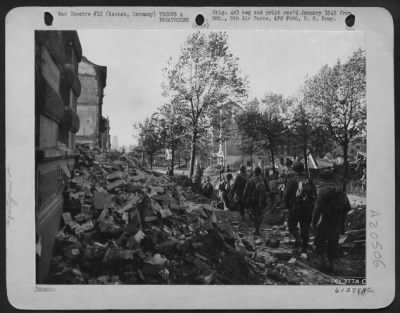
xmin=213 ymin=200 xmax=366 ymax=284
xmin=47 ymin=146 xmax=365 ymax=284
xmin=214 ymin=212 xmax=334 ymax=285
xmin=340 ymin=204 xmax=366 ymax=249
xmin=346 ymin=204 xmax=366 ymax=230
xmin=48 ymin=145 xmax=260 ymax=285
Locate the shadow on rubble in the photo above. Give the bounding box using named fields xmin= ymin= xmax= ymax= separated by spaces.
xmin=47 ymin=145 xmax=260 ymax=285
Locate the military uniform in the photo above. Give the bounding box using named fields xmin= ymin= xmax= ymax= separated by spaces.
xmin=218 ymin=175 xmax=233 ymax=210
xmin=231 ymin=171 xmax=248 ymax=217
xmin=202 ymin=180 xmax=214 ymax=198
xmin=284 ymin=172 xmax=316 ymax=253
xmin=312 ymin=187 xmax=351 ymax=264
xmin=243 ymin=171 xmax=268 ymax=235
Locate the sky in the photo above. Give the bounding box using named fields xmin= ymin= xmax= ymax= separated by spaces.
xmin=78 ymin=30 xmax=364 ymax=147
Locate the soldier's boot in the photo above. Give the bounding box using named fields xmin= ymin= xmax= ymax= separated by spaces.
xmin=292 ymin=231 xmax=301 ymax=250
xmin=327 ymin=258 xmax=335 ymax=273
xmin=301 ymin=233 xmax=309 ymax=254
xmin=300 ymin=240 xmax=309 ymax=259
xmin=253 ymin=214 xmax=261 ymax=236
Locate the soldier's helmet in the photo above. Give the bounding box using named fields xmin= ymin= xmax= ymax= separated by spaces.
xmin=254 ymin=167 xmax=262 ymax=175
xmin=292 ymin=162 xmax=305 ymax=173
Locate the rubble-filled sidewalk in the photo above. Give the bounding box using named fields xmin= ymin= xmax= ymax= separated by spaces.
xmin=48 ymin=146 xmax=260 ymax=284
xmin=47 ymin=146 xmax=365 ymax=285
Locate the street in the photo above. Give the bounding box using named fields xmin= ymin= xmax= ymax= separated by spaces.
xmin=47 ymin=147 xmax=365 ymax=285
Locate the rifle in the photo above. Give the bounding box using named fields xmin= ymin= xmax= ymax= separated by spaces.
xmin=307 ymin=162 xmax=311 ymax=180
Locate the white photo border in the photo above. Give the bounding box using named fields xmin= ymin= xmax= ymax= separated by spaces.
xmin=5 ymin=6 xmax=395 ymax=309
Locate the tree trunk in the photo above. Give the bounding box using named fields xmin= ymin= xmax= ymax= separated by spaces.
xmin=189 ymin=130 xmax=197 ymax=178
xmin=270 ymin=146 xmax=276 ymax=174
xmin=303 ymin=145 xmax=309 ymax=178
xmin=170 ymin=143 xmax=175 ymax=176
xmin=177 ymin=143 xmax=181 ymax=168
xmin=343 ymin=142 xmax=349 ymax=192
xmin=149 ymin=154 xmax=153 ymax=170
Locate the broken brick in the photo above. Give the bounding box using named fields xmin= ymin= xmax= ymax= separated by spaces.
xmin=93 ymin=191 xmax=113 ymax=210
xmin=106 ymin=180 xmax=126 ymax=192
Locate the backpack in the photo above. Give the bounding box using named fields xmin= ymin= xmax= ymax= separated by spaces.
xmin=218 ymin=181 xmax=226 ymax=192
xmin=295 ymin=178 xmax=315 ymax=204
xmin=250 ymin=176 xmax=267 ymax=207
xmin=234 ymin=174 xmax=247 ymax=192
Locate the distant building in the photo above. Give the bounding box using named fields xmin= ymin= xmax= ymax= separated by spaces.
xmin=274 ymin=135 xmax=303 ymax=167
xmin=165 ymin=148 xmax=172 ymax=160
xmin=35 ymin=30 xmax=82 ymax=282
xmin=207 ymin=102 xmax=303 ymax=170
xmin=76 ymin=56 xmax=108 ymax=150
xmin=331 ymin=135 xmax=366 ymax=160
xmin=111 ymin=135 xmax=119 ymax=150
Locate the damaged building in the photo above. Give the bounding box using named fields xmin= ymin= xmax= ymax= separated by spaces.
xmin=76 ymin=56 xmax=110 ymax=151
xmin=35 ymin=30 xmax=82 ymax=282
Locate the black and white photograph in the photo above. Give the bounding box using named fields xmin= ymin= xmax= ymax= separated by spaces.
xmin=5 ymin=6 xmax=395 ymax=310
xmin=35 ymin=29 xmax=366 ymax=285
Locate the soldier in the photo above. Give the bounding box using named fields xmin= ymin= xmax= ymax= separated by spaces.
xmin=218 ymin=173 xmax=233 ymax=210
xmin=202 ymin=176 xmax=214 ymax=198
xmin=277 ymin=172 xmax=287 ymax=202
xmin=283 ymin=162 xmax=316 ymax=256
xmin=312 ymin=187 xmax=351 ymax=272
xmin=360 ymin=168 xmax=366 ymax=193
xmin=268 ymin=171 xmax=279 ymax=210
xmin=231 ymin=165 xmax=248 ymax=219
xmin=243 ymin=167 xmax=268 ymax=236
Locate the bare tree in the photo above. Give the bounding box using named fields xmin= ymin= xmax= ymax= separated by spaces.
xmin=259 ymin=93 xmax=289 ymax=173
xmin=288 ymin=94 xmax=319 ymax=176
xmin=134 ymin=115 xmax=163 ymax=169
xmin=162 ymin=32 xmax=248 ymax=178
xmin=156 ymin=100 xmax=187 ymax=175
xmin=304 ymin=49 xmax=366 ymax=190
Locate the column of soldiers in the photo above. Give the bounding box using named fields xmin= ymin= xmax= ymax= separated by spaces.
xmin=228 ymin=162 xmax=351 ymax=272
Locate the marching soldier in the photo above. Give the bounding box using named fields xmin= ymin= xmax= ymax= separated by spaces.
xmin=231 ymin=165 xmax=248 ymax=219
xmin=243 ymin=167 xmax=268 ymax=236
xmin=202 ymin=176 xmax=214 ymax=198
xmin=283 ymin=162 xmax=316 ymax=256
xmin=312 ymin=187 xmax=351 ymax=272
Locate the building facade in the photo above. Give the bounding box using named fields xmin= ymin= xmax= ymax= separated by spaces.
xmin=35 ymin=31 xmax=82 ymax=282
xmin=76 ymin=56 xmax=108 ymax=150
xmin=331 ymin=135 xmax=367 ymax=160
xmin=209 ymin=102 xmax=303 ymax=170
xmin=111 ymin=135 xmax=119 ymax=151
